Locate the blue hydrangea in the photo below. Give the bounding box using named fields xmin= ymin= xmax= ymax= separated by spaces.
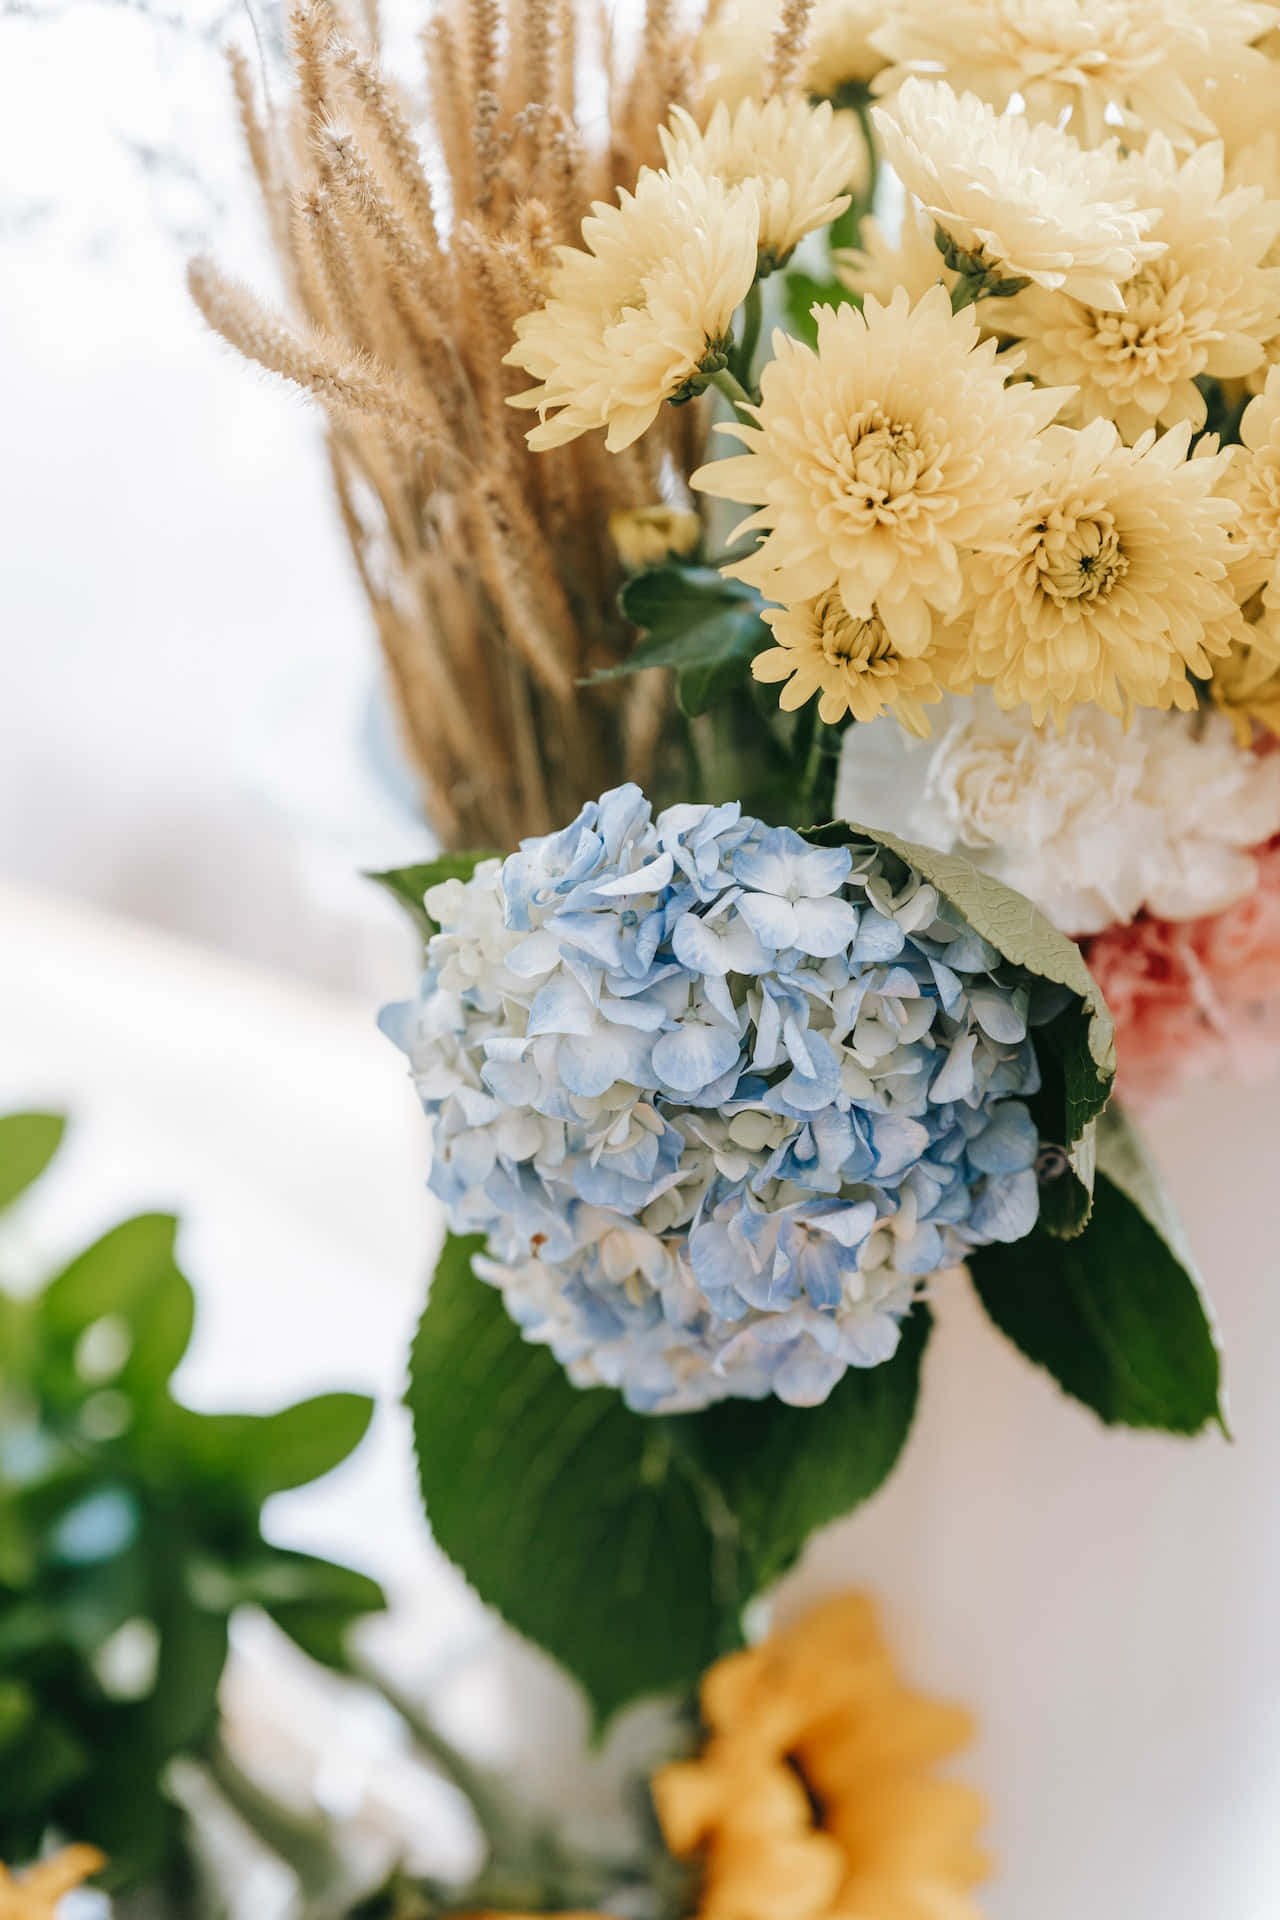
xmin=381 ymin=786 xmax=1054 ymax=1413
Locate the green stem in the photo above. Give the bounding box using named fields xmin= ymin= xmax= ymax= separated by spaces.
xmin=801 ymin=718 xmax=846 ymax=824
xmin=352 ymin=1654 xmax=519 ymax=1847
xmin=733 ymin=280 xmax=764 ymax=388
xmin=203 ymin=1734 xmax=353 ymax=1904
xmin=709 ymin=366 xmax=757 ymax=411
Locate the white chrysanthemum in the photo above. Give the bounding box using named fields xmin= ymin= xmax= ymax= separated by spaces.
xmin=957 ymin=419 xmax=1244 ymax=726
xmin=836 ymin=691 xmax=1280 ymax=934
xmin=871 ymin=0 xmax=1280 ymax=148
xmin=1008 ymin=137 xmax=1280 ymax=440
xmin=691 ymin=285 xmax=1066 ymax=655
xmin=698 ymin=0 xmax=889 ymax=109
xmin=873 ymin=79 xmax=1164 ymax=309
xmin=836 ymin=203 xmax=955 ymax=308
xmin=661 ymin=97 xmax=865 ymax=265
xmin=505 ymin=167 xmax=759 ymax=452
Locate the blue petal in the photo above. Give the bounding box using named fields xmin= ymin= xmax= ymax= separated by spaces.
xmin=651 ymin=1020 xmax=742 ymax=1094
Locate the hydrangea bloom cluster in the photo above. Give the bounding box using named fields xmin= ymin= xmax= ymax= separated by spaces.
xmin=382 ymin=787 xmax=1053 ymax=1414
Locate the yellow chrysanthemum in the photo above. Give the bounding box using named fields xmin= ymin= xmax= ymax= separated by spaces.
xmin=651 ymin=1593 xmax=989 ymax=1920
xmin=957 ymin=418 xmax=1245 ymax=726
xmin=1211 ymin=618 xmax=1280 ymax=743
xmin=0 ymin=1849 xmax=105 ymax=1920
xmin=836 ymin=204 xmax=955 ymax=308
xmin=698 ymin=0 xmax=889 ymax=110
xmin=661 ymin=97 xmax=865 ymax=267
xmin=871 ymin=0 xmax=1280 ymax=148
xmin=505 ymin=168 xmax=759 ymax=453
xmin=691 ymin=285 xmax=1065 ymax=655
xmin=873 ymin=78 xmax=1164 ymax=310
xmin=1222 ymin=367 xmax=1280 ymax=601
xmin=1006 ymin=136 xmax=1280 ymax=441
xmin=754 ymin=591 xmax=948 ymax=735
xmin=608 ymin=504 xmax=702 ymax=572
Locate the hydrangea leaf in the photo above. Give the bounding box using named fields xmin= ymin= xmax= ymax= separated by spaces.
xmin=407 ymin=1235 xmax=727 ymax=1727
xmin=691 ymin=1304 xmax=931 ymax=1591
xmin=369 ymin=853 xmax=498 ymax=944
xmin=590 ymin=564 xmax=769 ymax=716
xmin=0 ymin=1111 xmax=66 ymax=1211
xmin=815 ymin=821 xmax=1116 ymax=1235
xmin=968 ymin=1108 xmax=1222 ymax=1435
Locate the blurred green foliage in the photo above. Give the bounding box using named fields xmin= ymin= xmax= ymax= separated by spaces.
xmin=0 ymin=1113 xmax=383 ymax=1890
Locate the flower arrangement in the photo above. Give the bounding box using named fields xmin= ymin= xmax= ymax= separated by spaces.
xmin=21 ymin=0 xmax=1279 ymax=1909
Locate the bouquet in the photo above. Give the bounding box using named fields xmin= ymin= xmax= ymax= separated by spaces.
xmin=14 ymin=0 xmax=1280 ymax=1909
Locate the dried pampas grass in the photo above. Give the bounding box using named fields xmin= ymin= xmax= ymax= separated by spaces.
xmin=192 ymin=0 xmax=721 ymax=848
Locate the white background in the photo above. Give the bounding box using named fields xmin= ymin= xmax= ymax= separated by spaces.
xmin=3 ymin=6 xmax=1280 ymax=1916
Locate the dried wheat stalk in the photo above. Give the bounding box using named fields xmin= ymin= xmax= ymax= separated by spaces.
xmin=193 ymin=0 xmax=724 ymax=848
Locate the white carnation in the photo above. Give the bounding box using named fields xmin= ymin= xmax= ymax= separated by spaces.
xmin=835 ymin=692 xmax=1280 ymax=934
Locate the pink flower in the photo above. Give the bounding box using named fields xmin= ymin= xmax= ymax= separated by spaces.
xmin=1084 ymin=839 xmax=1280 ymax=1104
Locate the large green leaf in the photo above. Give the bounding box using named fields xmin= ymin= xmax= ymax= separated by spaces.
xmin=969 ymin=1108 xmax=1222 ymax=1435
xmin=368 ymin=852 xmax=498 ymax=944
xmin=589 ymin=565 xmax=770 ymax=717
xmin=0 ymin=1112 xmax=66 ymax=1211
xmin=692 ymin=1307 xmax=931 ymax=1591
xmin=39 ymin=1214 xmax=195 ymax=1401
xmin=407 ymin=1236 xmax=726 ymax=1727
xmin=814 ymin=822 xmax=1116 ymax=1234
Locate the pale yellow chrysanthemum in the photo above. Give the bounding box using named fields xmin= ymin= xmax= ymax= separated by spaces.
xmin=753 ymin=589 xmax=948 ymax=734
xmin=836 ymin=203 xmax=954 ymax=307
xmin=698 ymin=0 xmax=890 ymax=110
xmin=505 ymin=167 xmax=759 ymax=453
xmin=871 ymin=0 xmax=1280 ymax=148
xmin=873 ymin=79 xmax=1164 ymax=310
xmin=1229 ymin=136 xmax=1280 ymax=392
xmin=608 ymin=504 xmax=702 ymax=570
xmin=691 ymin=285 xmax=1066 ymax=655
xmin=957 ymin=418 xmax=1245 ymax=726
xmin=1007 ymin=137 xmax=1280 ymax=441
xmin=661 ymin=97 xmax=865 ymax=267
xmin=1222 ymin=366 xmax=1280 ymax=601
xmin=1211 ymin=616 xmax=1280 ymax=743
xmin=1180 ymin=34 xmax=1280 ymax=162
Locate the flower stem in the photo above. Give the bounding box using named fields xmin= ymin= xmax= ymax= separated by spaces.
xmin=733 ymin=280 xmax=764 ymax=387
xmin=710 ymin=366 xmax=757 ymax=411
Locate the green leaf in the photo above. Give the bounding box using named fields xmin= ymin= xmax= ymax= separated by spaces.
xmin=815 ymin=822 xmax=1116 ymax=1233
xmin=589 ymin=565 xmax=769 ymax=717
xmin=40 ymin=1214 xmax=195 ymax=1397
xmin=163 ymin=1392 xmax=374 ymax=1501
xmin=692 ymin=1307 xmax=931 ymax=1591
xmin=253 ymin=1551 xmax=385 ymax=1669
xmin=0 ymin=1112 xmax=66 ymax=1210
xmin=0 ymin=1712 xmax=90 ymax=1816
xmin=782 ymin=271 xmax=860 ymax=349
xmin=242 ymin=1393 xmax=377 ymax=1496
xmin=969 ymin=1109 xmax=1222 ymax=1435
xmin=407 ymin=1235 xmax=725 ymax=1727
xmin=368 ymin=852 xmax=498 ymax=942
